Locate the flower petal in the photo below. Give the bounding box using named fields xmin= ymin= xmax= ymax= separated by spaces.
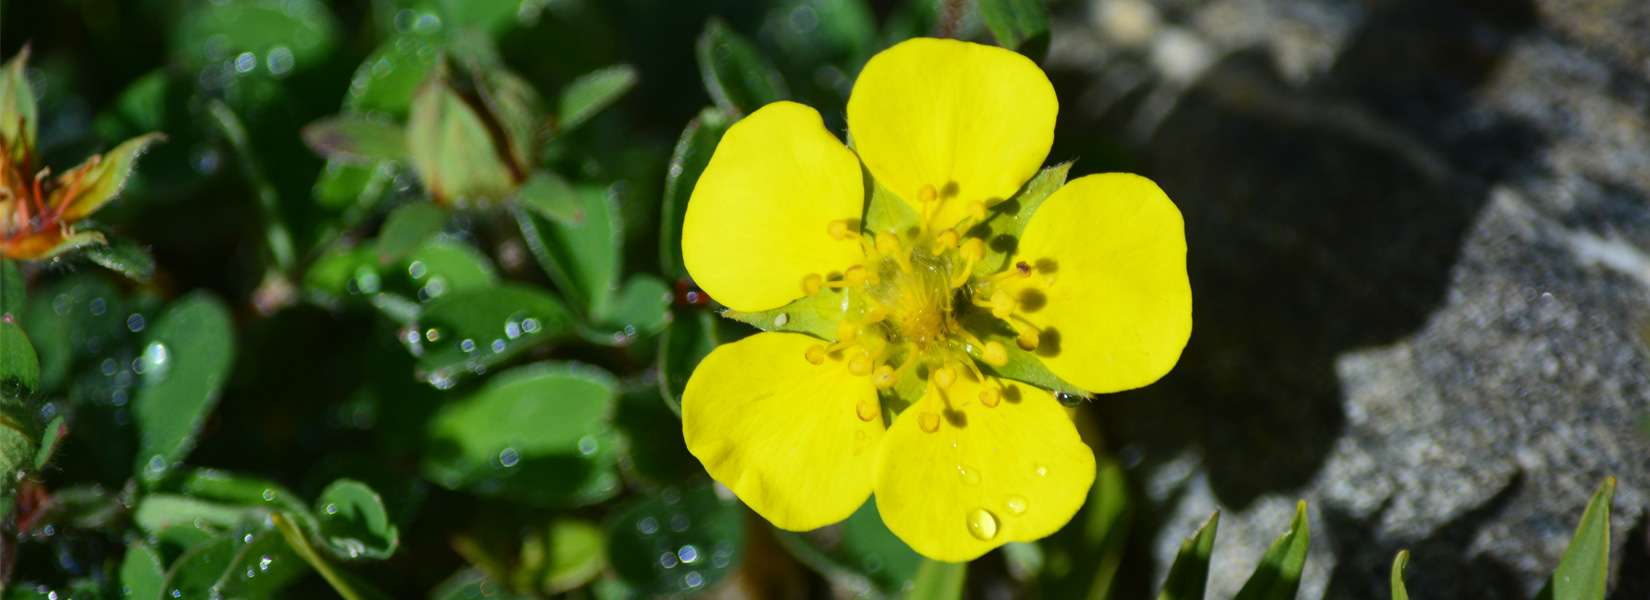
xmin=683 ymin=101 xmax=865 ymax=312
xmin=1014 ymin=173 xmax=1191 ymax=393
xmin=874 ymin=374 xmax=1094 ymax=561
xmin=683 ymin=331 xmax=885 ymax=530
xmin=846 ymin=38 xmax=1056 ymax=230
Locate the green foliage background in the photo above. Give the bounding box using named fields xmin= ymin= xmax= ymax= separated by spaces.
xmin=0 ymin=0 xmax=1623 ymax=598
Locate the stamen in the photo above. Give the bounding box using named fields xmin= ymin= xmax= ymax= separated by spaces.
xmin=872 ymin=364 xmax=897 ymax=388
xmin=804 ymin=344 xmax=828 ymax=365
xmin=856 ymin=398 xmax=880 ymax=421
xmin=918 ymin=411 xmax=941 ymax=433
xmin=930 ymin=229 xmax=959 ymax=256
xmin=827 ymin=219 xmax=859 ymax=240
xmin=848 ymin=350 xmax=874 ymax=375
xmin=842 ymin=265 xmax=870 ymax=286
xmin=932 ymin=365 xmax=956 ymax=389
xmin=802 ymin=273 xmax=824 ymax=296
xmin=990 ymin=290 xmax=1015 ymax=319
xmin=979 ymin=385 xmax=1001 ymax=408
xmin=835 ymin=320 xmax=860 ymax=343
xmin=981 ymin=341 xmax=1008 ymax=367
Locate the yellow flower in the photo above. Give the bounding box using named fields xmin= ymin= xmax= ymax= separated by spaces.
xmin=679 ymin=38 xmax=1191 ymax=561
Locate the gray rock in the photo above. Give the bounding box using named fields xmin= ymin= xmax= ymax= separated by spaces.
xmin=1049 ymin=0 xmax=1650 ymax=597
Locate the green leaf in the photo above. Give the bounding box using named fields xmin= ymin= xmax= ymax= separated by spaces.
xmin=543 ymin=518 xmax=606 ymax=593
xmin=272 ymin=513 xmax=390 ymax=600
xmin=979 ymin=0 xmax=1051 ymax=59
xmin=0 ymin=259 xmax=21 ymax=319
xmin=558 ymin=65 xmax=637 ymax=132
xmin=313 ymin=160 xmax=395 ymax=213
xmin=132 ymin=293 xmax=235 ymax=482
xmin=515 ymin=170 xmax=582 ymax=225
xmin=658 ymin=310 xmax=719 ymax=414
xmin=59 ymin=132 xmax=165 ymax=221
xmin=513 ymin=185 xmax=621 ymax=317
xmin=605 ymin=483 xmax=745 ymax=595
xmin=592 ymin=275 xmax=673 ymax=342
xmin=373 ymin=202 xmax=447 ymax=264
xmin=302 ymin=115 xmax=408 ymax=163
xmin=0 ymin=318 xmax=39 ymax=399
xmin=1157 ymin=512 xmax=1220 ymax=600
xmin=314 ymin=479 xmax=399 ymax=561
xmin=0 ymin=48 xmax=37 ymax=160
xmin=171 ymin=468 xmax=309 ymax=516
xmin=1040 ymin=456 xmax=1131 ymax=598
xmin=1234 ymin=500 xmax=1312 ymax=600
xmin=404 ymin=284 xmax=574 ymax=386
xmin=82 ymin=236 xmax=157 ymax=283
xmin=659 ymin=107 xmax=731 ymax=278
xmin=305 ymin=238 xmax=498 ymax=310
xmin=171 ymin=0 xmax=340 ymax=74
xmin=775 ymin=499 xmax=922 ymax=594
xmin=163 ymin=524 xmax=308 ymax=599
xmin=1535 ymin=476 xmax=1615 ymax=600
xmin=422 ymin=363 xmax=622 ymax=507
xmin=133 ymin=495 xmax=249 ymax=534
xmin=120 ymin=541 xmax=166 ymax=600
xmin=33 ymin=415 xmax=64 ymax=470
xmin=696 ymin=19 xmax=789 ymax=115
xmin=969 ymin=161 xmax=1071 ymax=276
xmin=909 ymin=560 xmax=966 ymax=600
xmin=474 ymin=68 xmax=543 ymax=175
xmin=613 ymin=386 xmax=698 ymax=486
xmin=1390 ymin=549 xmax=1410 ymax=600
xmin=344 ymin=34 xmax=445 ymax=118
xmin=431 ymin=569 xmax=532 ymax=600
xmin=406 ymin=70 xmax=518 ymax=204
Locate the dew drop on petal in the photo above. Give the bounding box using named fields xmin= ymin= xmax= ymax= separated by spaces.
xmin=1034 ymin=464 xmax=1049 ymax=478
xmin=1005 ymin=495 xmax=1028 ymax=515
xmin=855 ymin=399 xmax=878 ymax=422
xmin=956 ymin=464 xmax=980 ymax=485
xmin=966 ymin=508 xmax=999 ymax=541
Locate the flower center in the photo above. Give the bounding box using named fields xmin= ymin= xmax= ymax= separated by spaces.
xmin=795 ymin=183 xmax=1062 ymax=426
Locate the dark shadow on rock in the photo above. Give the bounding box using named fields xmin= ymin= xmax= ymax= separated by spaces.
xmin=1608 ymin=513 xmax=1650 ymax=600
xmin=1322 ymin=472 xmax=1527 ymax=599
xmin=1060 ymin=0 xmax=1547 ymax=512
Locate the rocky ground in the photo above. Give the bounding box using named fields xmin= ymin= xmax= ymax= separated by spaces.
xmin=1045 ymin=0 xmax=1650 ymax=597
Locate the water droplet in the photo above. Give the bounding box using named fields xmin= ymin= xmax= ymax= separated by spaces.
xmin=677 ymin=544 xmax=700 ymax=564
xmin=490 ymin=338 xmax=506 ymax=353
xmin=242 ymin=532 xmax=255 ymax=544
xmin=1055 ymin=391 xmax=1085 ymax=407
xmin=773 ymin=313 xmax=789 ymax=327
xmin=1034 ymin=464 xmax=1048 ymax=478
xmin=1005 ymin=495 xmax=1028 ymax=515
xmin=323 ymin=503 xmax=339 ymax=516
xmin=145 ymin=455 xmax=168 ymax=476
xmin=504 ymin=320 xmax=523 ymax=339
xmin=661 ymin=488 xmax=682 ymax=504
xmin=576 ymin=435 xmax=599 ymax=456
xmin=459 ymin=338 xmax=476 ymax=353
xmin=234 ymin=51 xmax=257 ymax=73
xmin=407 ymin=261 xmax=428 ymax=279
xmin=956 ymin=464 xmax=981 ymax=485
xmin=136 ymin=342 xmax=171 ymax=382
xmin=88 ymin=297 xmax=107 ymax=316
xmin=683 ymin=571 xmax=705 ymax=589
xmin=266 ymin=46 xmax=295 ymax=77
xmin=126 ymin=313 xmax=146 ymax=332
xmin=919 ymin=412 xmax=941 ymax=433
xmin=427 ymin=370 xmax=455 ymax=390
xmin=659 ymin=551 xmax=679 ymax=569
xmin=521 ymin=318 xmax=541 ymax=333
xmin=261 ymin=489 xmax=275 ymax=502
xmin=668 ymin=512 xmax=691 ymax=532
xmin=636 ymin=516 xmax=659 ymax=535
xmin=258 ymin=555 xmax=273 ymax=572
xmin=498 ymin=447 xmax=521 ymax=468
xmin=966 ymin=508 xmax=1000 ymax=541
xmin=424 ymin=328 xmax=442 ymax=342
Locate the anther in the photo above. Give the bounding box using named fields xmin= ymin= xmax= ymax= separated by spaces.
xmin=918 ymin=185 xmax=937 ymax=205
xmin=827 ymin=219 xmax=858 ymax=240
xmin=875 ymin=232 xmax=901 ymax=255
xmin=856 ymin=398 xmax=879 ymax=422
xmin=960 ymin=238 xmax=985 ymax=263
xmin=862 ymin=305 xmax=889 ymax=323
xmin=1016 ymin=328 xmax=1040 ymax=350
xmin=932 ymin=366 xmax=956 ymax=389
xmin=802 ymin=273 xmax=824 ymax=296
xmin=990 ymin=290 xmax=1015 ymax=319
xmin=982 ymin=341 xmax=1009 ymax=367
xmin=919 ymin=411 xmax=941 ymax=433
xmin=835 ymin=320 xmax=860 ymax=343
xmin=872 ymin=364 xmax=897 ymax=388
xmin=848 ymin=350 xmax=874 ymax=375
xmin=843 ymin=265 xmax=869 ymax=286
xmin=979 ymin=386 xmax=1001 ymax=408
xmin=805 ymin=344 xmax=828 ymax=365
xmin=930 ymin=229 xmax=959 ymax=256
xmin=966 ymin=201 xmax=987 ymax=222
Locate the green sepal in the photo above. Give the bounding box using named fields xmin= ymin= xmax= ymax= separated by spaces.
xmin=721 ymin=289 xmax=852 ymax=341
xmin=957 ymin=309 xmax=1086 ymax=396
xmin=0 ymin=47 xmax=37 ymax=161
xmin=406 ymin=62 xmax=518 ymax=205
xmin=969 ymin=161 xmax=1071 ymax=277
xmin=57 ymin=132 xmax=165 ymax=221
xmin=301 ymin=114 xmax=408 ymax=164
